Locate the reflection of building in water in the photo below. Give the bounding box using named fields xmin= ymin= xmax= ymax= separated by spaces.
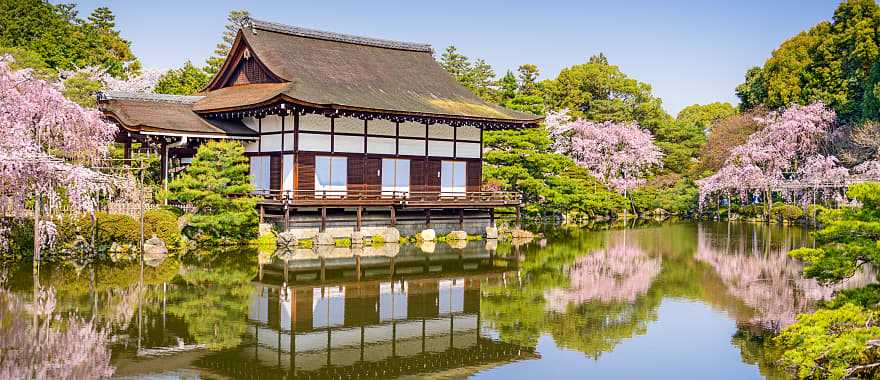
xmin=197 ymin=249 xmax=536 ymax=379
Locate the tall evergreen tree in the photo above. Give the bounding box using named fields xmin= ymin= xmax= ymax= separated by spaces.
xmin=167 ymin=141 xmax=258 ymax=243
xmin=204 ymin=9 xmax=250 ymax=75
xmin=154 ymin=61 xmax=210 ymax=95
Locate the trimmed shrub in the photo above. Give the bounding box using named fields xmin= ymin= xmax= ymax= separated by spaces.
xmin=80 ymin=212 xmax=139 ymax=248
xmin=144 ymin=209 xmax=184 ymax=253
xmin=771 ymin=204 xmax=804 ymax=223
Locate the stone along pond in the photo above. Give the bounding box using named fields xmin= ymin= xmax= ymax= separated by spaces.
xmin=0 ymin=222 xmax=873 ymax=379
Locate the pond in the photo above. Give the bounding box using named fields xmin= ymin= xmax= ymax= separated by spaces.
xmin=0 ymin=222 xmax=872 ymax=379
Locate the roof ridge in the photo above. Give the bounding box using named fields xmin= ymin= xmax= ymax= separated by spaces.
xmin=245 ymin=17 xmax=434 ymax=53
xmin=98 ymin=91 xmax=204 ymax=104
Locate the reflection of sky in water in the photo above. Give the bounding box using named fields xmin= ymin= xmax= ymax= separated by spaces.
xmin=473 ymin=300 xmax=764 ymax=380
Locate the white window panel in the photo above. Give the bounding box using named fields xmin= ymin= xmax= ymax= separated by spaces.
xmin=441 ymin=161 xmax=466 ymax=196
xmin=283 ymin=154 xmax=294 ymax=192
xmin=367 ymin=137 xmax=396 ymax=154
xmin=399 ymin=139 xmax=425 ymax=156
xmin=250 ymin=156 xmax=271 ymax=192
xmin=334 ymin=135 xmax=364 ymax=153
xmin=315 ymin=156 xmax=347 ymax=196
xmin=456 ymin=142 xmax=481 ymax=158
xmin=299 ymin=133 xmax=331 ymax=152
xmin=428 ymin=140 xmax=454 ymax=157
xmin=381 ymin=159 xmax=410 ymax=196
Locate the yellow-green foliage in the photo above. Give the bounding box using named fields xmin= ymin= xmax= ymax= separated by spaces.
xmin=144 ymin=209 xmax=184 ymax=253
xmin=335 ymin=238 xmax=352 ymax=247
xmin=299 ymin=239 xmax=314 ymax=249
xmin=369 ymin=235 xmax=385 ymax=245
xmin=776 ymin=304 xmax=880 ymax=380
xmin=251 ymin=233 xmax=277 ymax=253
xmin=79 ymin=212 xmax=140 ymax=247
xmin=771 ymin=204 xmax=804 ymax=223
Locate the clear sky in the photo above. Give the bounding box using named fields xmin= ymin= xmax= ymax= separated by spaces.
xmin=62 ymin=0 xmax=839 ymax=115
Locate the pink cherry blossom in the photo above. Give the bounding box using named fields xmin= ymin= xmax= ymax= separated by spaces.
xmin=0 ymin=55 xmax=126 ymax=250
xmin=546 ymin=110 xmax=663 ymax=193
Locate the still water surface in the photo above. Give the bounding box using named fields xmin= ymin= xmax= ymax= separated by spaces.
xmin=1 ymin=222 xmax=873 ymax=379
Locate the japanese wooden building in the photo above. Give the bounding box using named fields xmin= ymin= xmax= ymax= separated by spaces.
xmin=98 ymin=17 xmax=541 ymax=228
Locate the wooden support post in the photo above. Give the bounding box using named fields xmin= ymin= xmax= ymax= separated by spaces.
xmin=320 ymin=256 xmax=326 ymax=282
xmin=160 ymin=141 xmax=169 ymax=188
xmin=390 ymin=256 xmax=396 ymax=277
xmin=425 ymin=209 xmax=431 ymax=227
xmin=356 ymin=207 xmax=362 ymax=232
xmin=284 ymin=206 xmax=290 ymax=231
xmin=489 ymin=208 xmax=495 ymax=226
xmin=355 ymin=254 xmax=361 ymax=281
xmin=320 ymin=207 xmax=327 ymax=232
xmin=458 ymin=208 xmax=464 ymax=230
xmin=123 ymin=139 xmax=131 ymax=161
xmin=515 ymin=206 xmax=522 ymax=229
xmin=389 ymin=206 xmax=397 ymax=226
xmin=259 ymin=205 xmax=264 ymax=224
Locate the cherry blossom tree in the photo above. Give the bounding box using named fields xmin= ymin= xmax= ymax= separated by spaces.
xmin=545 ymin=109 xmax=663 ymax=200
xmin=696 ymin=102 xmax=843 ymax=210
xmin=0 ymin=55 xmax=123 ymax=255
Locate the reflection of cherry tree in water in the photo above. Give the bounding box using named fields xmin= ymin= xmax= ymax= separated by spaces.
xmin=544 ymin=234 xmax=662 ymax=312
xmin=0 ymin=270 xmax=114 ymax=378
xmin=695 ymin=224 xmax=874 ymax=331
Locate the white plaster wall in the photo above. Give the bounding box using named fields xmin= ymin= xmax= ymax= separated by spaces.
xmin=368 ymin=120 xmax=396 ymax=136
xmin=399 ymin=139 xmax=425 ymax=156
xmin=299 ymin=114 xmax=331 ymax=132
xmin=334 ymin=116 xmax=365 ymax=134
xmin=282 ymin=132 xmax=295 ymax=151
xmin=428 ymin=140 xmax=454 ymax=157
xmin=429 ymin=123 xmax=454 ymax=139
xmin=458 ymin=125 xmax=480 ymax=141
xmin=456 ymin=142 xmax=480 ymax=158
xmin=242 ymin=116 xmax=260 ymax=133
xmin=299 ymin=133 xmax=331 ymax=151
xmin=399 ymin=121 xmax=426 ymax=138
xmin=244 ymin=140 xmax=259 ymax=153
xmin=367 ymin=137 xmax=396 ymax=154
xmin=260 ymin=134 xmax=282 ymax=152
xmin=334 ymin=135 xmax=364 ymax=153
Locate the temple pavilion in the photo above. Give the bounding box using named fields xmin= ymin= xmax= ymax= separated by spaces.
xmin=98 ymin=17 xmax=541 ymax=229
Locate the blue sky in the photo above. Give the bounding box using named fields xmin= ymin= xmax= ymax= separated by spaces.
xmin=63 ymin=0 xmax=838 ymax=115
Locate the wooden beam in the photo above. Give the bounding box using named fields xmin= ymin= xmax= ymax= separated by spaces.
xmin=390 ymin=206 xmax=396 ymax=226
xmin=320 ymin=207 xmax=327 ymax=232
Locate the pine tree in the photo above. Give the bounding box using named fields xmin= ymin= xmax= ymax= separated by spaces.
xmin=204 ymin=9 xmax=250 ymax=75
xmin=168 ymin=140 xmax=258 ymax=242
xmin=88 ymin=7 xmax=115 ymax=31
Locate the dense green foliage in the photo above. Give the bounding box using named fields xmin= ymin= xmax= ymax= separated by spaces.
xmin=483 ymin=128 xmax=627 ymax=220
xmin=167 ymin=141 xmax=258 ymax=242
xmin=736 ymin=0 xmax=880 ymax=123
xmin=0 ymin=0 xmax=139 ymax=77
xmin=780 ymin=183 xmax=880 ymax=379
xmin=154 ymin=60 xmax=210 ymax=95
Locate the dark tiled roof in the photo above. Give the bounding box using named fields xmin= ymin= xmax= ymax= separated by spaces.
xmin=194 ymin=18 xmax=541 ymax=124
xmin=98 ymin=91 xmax=256 ymax=137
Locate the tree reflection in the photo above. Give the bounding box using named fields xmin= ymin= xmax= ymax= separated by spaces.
xmin=0 ymin=271 xmax=114 ymax=379
xmin=163 ymin=247 xmax=257 ymax=350
xmin=695 ymin=224 xmax=874 ymax=330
